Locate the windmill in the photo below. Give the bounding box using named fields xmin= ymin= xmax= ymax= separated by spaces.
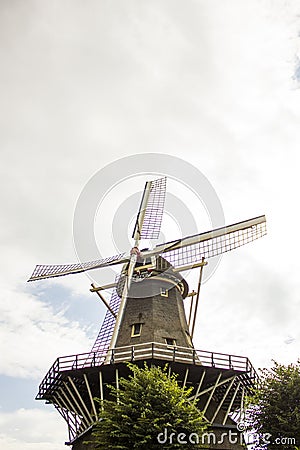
xmin=29 ymin=177 xmax=266 ymax=449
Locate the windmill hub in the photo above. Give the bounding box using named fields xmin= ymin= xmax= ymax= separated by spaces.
xmin=116 ymin=254 xmax=189 ymax=299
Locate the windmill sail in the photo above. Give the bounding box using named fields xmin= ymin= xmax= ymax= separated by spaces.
xmin=132 ymin=177 xmax=166 ymax=241
xmin=142 ymin=215 xmax=267 ymax=268
xmin=28 ymin=176 xmax=167 ymax=283
xmin=107 ymin=177 xmax=167 ymax=353
xmin=28 ymin=253 xmax=128 ymax=282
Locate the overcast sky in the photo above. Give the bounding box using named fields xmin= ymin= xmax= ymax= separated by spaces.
xmin=1 ymin=1 xmax=300 ymax=448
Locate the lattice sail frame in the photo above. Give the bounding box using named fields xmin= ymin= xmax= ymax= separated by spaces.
xmin=132 ymin=176 xmax=166 ymax=240
xmin=149 ymin=215 xmax=267 ymax=268
xmin=28 ymin=253 xmax=128 ymax=282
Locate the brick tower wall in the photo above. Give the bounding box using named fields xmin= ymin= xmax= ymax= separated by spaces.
xmin=115 ymin=276 xmax=193 ymax=349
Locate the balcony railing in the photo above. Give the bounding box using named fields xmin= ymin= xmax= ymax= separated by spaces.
xmin=37 ymin=342 xmax=257 ymax=398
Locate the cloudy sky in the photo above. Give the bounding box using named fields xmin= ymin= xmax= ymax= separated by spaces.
xmin=1 ymin=0 xmax=300 ymax=448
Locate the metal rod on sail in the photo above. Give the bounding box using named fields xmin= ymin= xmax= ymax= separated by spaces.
xmin=187 ymin=290 xmax=197 ymax=328
xmin=190 ymin=257 xmax=206 ymax=339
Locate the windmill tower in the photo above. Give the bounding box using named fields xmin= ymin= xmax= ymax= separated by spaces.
xmin=29 ymin=177 xmax=267 ymax=449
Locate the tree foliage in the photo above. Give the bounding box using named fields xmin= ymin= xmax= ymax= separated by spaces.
xmin=89 ymin=363 xmax=207 ymax=449
xmin=247 ymin=360 xmax=300 ymax=450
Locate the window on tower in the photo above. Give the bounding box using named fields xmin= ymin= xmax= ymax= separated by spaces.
xmin=160 ymin=287 xmax=169 ymax=297
xmin=165 ymin=338 xmax=176 ymax=346
xmin=131 ymin=323 xmax=142 ymax=337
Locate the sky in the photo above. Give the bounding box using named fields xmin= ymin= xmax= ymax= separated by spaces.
xmin=1 ymin=0 xmax=300 ymax=448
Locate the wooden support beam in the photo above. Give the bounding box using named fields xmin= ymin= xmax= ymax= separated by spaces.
xmin=239 ymin=385 xmax=245 ymax=424
xmin=182 ymin=368 xmax=189 ymax=389
xmin=222 ymin=381 xmax=241 ymax=425
xmin=190 ymin=258 xmax=206 ymax=339
xmin=59 ymin=386 xmax=90 ymax=429
xmin=90 ymin=282 xmax=116 ymax=292
xmin=187 ymin=290 xmax=197 ymax=328
xmin=173 ymin=260 xmax=208 ymax=273
xmin=116 ymin=368 xmax=120 ymax=404
xmin=203 ymin=372 xmax=222 ymax=416
xmin=99 ymin=371 xmax=104 ymax=410
xmin=64 ymin=380 xmax=92 ymax=426
xmin=84 ymin=373 xmax=98 ymax=420
xmin=90 ymin=283 xmax=117 ymax=318
xmin=190 ymin=375 xmax=236 ymax=401
xmin=68 ymin=377 xmax=93 ymax=424
xmin=192 ymin=370 xmax=206 ymax=406
xmin=211 ymin=377 xmax=236 ymax=423
xmin=53 ymin=395 xmax=77 ymax=439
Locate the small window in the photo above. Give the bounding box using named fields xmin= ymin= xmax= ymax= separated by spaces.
xmin=165 ymin=338 xmax=176 ymax=346
xmin=131 ymin=323 xmax=142 ymax=337
xmin=160 ymin=287 xmax=169 ymax=297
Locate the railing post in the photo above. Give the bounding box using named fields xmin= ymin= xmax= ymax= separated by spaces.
xmin=193 ymin=349 xmax=196 ymax=365
xmin=211 ymin=352 xmax=214 ymax=367
xmin=229 ymin=354 xmax=232 ymax=369
xmin=173 ymin=346 xmax=176 ymax=362
xmin=75 ymin=354 xmax=78 ymax=370
xmin=131 ymin=346 xmax=135 ymax=362
xmin=151 ymin=343 xmax=154 ymax=359
xmin=93 ymin=352 xmax=96 ymax=367
xmin=246 ymin=358 xmax=249 ymax=373
xmin=110 ymin=348 xmax=114 ymax=364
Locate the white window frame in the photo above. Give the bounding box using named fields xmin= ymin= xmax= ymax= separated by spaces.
xmin=160 ymin=287 xmax=169 ymax=297
xmin=131 ymin=323 xmax=142 ymax=337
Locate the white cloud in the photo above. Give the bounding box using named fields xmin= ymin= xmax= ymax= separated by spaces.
xmin=0 ymin=284 xmax=92 ymax=379
xmin=0 ymin=408 xmax=66 ymax=450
